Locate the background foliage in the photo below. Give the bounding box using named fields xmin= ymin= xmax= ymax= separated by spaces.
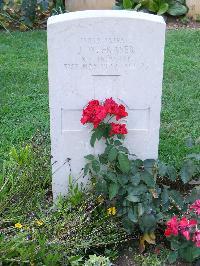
xmin=115 ymin=0 xmax=188 ymax=16
xmin=0 ymin=0 xmax=65 ymax=30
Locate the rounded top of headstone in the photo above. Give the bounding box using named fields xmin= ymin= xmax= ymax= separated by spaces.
xmin=47 ymin=10 xmax=165 ymax=27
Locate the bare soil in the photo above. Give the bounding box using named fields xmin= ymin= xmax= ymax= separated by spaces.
xmin=167 ymin=17 xmax=200 ymax=29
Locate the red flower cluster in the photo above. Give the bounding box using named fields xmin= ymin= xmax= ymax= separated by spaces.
xmin=165 ymin=200 xmax=200 ymax=248
xmin=80 ymin=100 xmax=107 ymax=128
xmin=110 ymin=123 xmax=128 ymax=135
xmin=81 ymin=98 xmax=128 ymax=135
xmin=190 ymin=200 xmax=200 ymax=215
xmin=104 ymin=98 xmax=128 ymax=121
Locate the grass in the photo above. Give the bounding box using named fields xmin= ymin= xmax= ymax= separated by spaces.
xmin=0 ymin=29 xmax=200 ymax=167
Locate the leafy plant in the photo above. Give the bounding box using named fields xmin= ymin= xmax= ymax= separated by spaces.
xmin=0 ymin=142 xmax=51 ymax=219
xmin=84 ymin=254 xmax=112 ymax=266
xmin=114 ymin=0 xmax=188 ymax=16
xmin=165 ymin=200 xmax=200 ymax=263
xmin=68 ymin=174 xmax=84 ymax=208
xmin=166 ymin=0 xmax=188 ymax=16
xmin=81 ymin=98 xmax=200 ymax=252
xmin=0 ymin=192 xmax=128 ymax=264
xmin=0 ymin=0 xmax=64 ymax=30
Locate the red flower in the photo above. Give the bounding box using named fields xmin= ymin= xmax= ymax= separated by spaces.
xmin=164 ymin=228 xmax=174 ymax=237
xmin=104 ymin=98 xmax=119 ymax=116
xmin=104 ymin=98 xmax=128 ymax=121
xmin=116 ymin=104 xmax=128 ymax=120
xmin=110 ymin=123 xmax=128 ymax=136
xmin=81 ymin=98 xmax=128 ymax=129
xmin=192 ymin=230 xmax=200 ymax=247
xmin=190 ymin=199 xmax=200 ymax=215
xmin=164 ymin=216 xmax=179 ymax=237
xmin=80 ymin=100 xmax=107 ymax=128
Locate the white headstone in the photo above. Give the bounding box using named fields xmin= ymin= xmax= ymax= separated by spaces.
xmin=47 ymin=10 xmax=166 ymax=200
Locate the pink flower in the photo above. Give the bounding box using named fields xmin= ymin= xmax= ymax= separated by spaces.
xmin=179 ymin=217 xmax=189 ymax=229
xmin=179 ymin=217 xmax=197 ymax=230
xmin=164 ymin=216 xmax=179 ymax=237
xmin=182 ymin=230 xmax=190 ymax=241
xmin=190 ymin=199 xmax=200 ymax=215
xmin=192 ymin=230 xmax=200 ymax=247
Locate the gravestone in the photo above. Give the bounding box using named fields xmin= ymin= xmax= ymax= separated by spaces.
xmin=47 ymin=10 xmax=166 ymax=200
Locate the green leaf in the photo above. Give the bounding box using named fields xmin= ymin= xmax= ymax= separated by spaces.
xmin=109 ymin=182 xmax=119 ymax=200
xmin=114 ymin=140 xmax=122 ymax=146
xmin=126 ymin=194 xmax=140 ymax=202
xmin=141 ymin=170 xmax=155 ymax=188
xmin=95 ymin=127 xmax=104 ymax=140
xmin=108 ymin=147 xmax=118 ymax=162
xmin=106 ymin=172 xmax=117 ymax=183
xmin=139 ymin=213 xmax=156 ymax=233
xmin=118 ymin=146 xmax=129 ymax=154
xmin=138 ymin=203 xmax=144 ymax=217
xmin=167 ymin=2 xmax=188 ymax=16
xmin=123 ymin=0 xmax=133 ymax=9
xmin=118 ymin=153 xmax=131 ymax=173
xmin=134 ymin=159 xmax=143 ymax=168
xmin=148 ymin=0 xmax=159 ymax=12
xmin=180 ymin=160 xmax=196 ymax=184
xmin=158 ymin=161 xmax=167 ymax=176
xmin=168 ymin=251 xmax=178 ymax=264
xmin=169 ymin=190 xmax=184 ymax=208
xmin=96 ymin=179 xmax=108 ymax=194
xmin=144 ymin=159 xmax=155 ymax=174
xmin=122 ymin=217 xmax=135 ymax=234
xmin=179 ymin=245 xmax=200 ymax=263
xmin=84 ymin=154 xmax=95 ymax=161
xmin=167 ymin=165 xmax=177 ymax=181
xmin=128 ymin=208 xmax=138 ymax=222
xmin=130 ymin=172 xmax=141 ymax=186
xmin=185 ymin=187 xmax=200 ymax=203
xmin=98 ymin=154 xmax=107 ymax=164
xmin=161 ymin=188 xmax=169 ymax=211
xmin=161 ymin=188 xmax=169 ymax=205
xmin=170 ymin=239 xmax=181 ymax=250
xmin=84 ymin=163 xmax=90 ymax=176
xmin=92 ymin=160 xmax=100 ymax=173
xmin=90 ymin=132 xmax=97 ymax=147
xmin=118 ymin=175 xmax=129 ymax=186
xmin=157 ymin=2 xmax=168 ymax=15
xmin=127 ymin=184 xmax=147 ymax=195
xmin=134 ymin=3 xmax=142 ymax=11
xmin=118 ymin=187 xmax=127 ymax=196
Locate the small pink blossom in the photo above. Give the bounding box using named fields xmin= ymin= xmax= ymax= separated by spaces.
xmin=192 ymin=230 xmax=200 ymax=247
xmin=190 ymin=199 xmax=200 ymax=215
xmin=182 ymin=230 xmax=190 ymax=240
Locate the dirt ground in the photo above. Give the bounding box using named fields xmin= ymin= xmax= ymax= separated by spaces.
xmin=167 ymin=17 xmax=200 ymax=29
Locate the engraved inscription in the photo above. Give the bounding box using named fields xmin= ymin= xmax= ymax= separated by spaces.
xmin=64 ymin=36 xmax=136 ymax=72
